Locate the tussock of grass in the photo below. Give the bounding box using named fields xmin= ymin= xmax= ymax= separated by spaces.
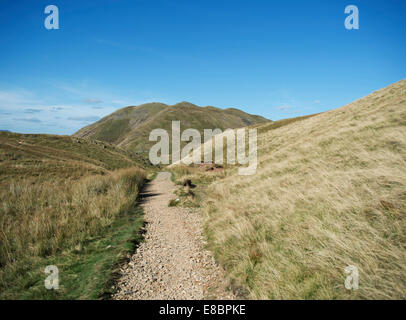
xmin=169 ymin=165 xmax=230 ymax=208
xmin=201 ymin=80 xmax=406 ymax=299
xmin=168 ymin=199 xmax=180 ymax=207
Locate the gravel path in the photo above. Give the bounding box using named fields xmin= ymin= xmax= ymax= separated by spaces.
xmin=113 ymin=172 xmax=234 ymax=300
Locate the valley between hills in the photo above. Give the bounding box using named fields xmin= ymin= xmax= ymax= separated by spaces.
xmin=0 ymin=80 xmax=405 ymax=299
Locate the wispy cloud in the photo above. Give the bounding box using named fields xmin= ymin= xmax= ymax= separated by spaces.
xmin=0 ymin=89 xmax=42 ymax=110
xmin=68 ymin=116 xmax=101 ymax=122
xmin=13 ymin=117 xmax=42 ymax=123
xmin=0 ymin=83 xmax=162 ymax=134
xmin=276 ymin=105 xmax=293 ymax=111
xmin=84 ymin=98 xmax=102 ymax=104
xmin=24 ymin=108 xmax=43 ymax=114
xmin=54 ymin=83 xmax=139 ymax=107
xmin=274 ymin=104 xmax=302 ymax=115
xmin=50 ymin=106 xmax=67 ymax=112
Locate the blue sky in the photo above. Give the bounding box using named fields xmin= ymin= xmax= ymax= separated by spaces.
xmin=0 ymin=0 xmax=405 ymax=134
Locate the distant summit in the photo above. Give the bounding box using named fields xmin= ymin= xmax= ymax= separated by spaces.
xmin=74 ymin=102 xmax=269 ymax=156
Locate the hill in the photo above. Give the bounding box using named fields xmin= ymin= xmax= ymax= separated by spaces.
xmin=172 ymin=79 xmax=406 ymax=299
xmin=74 ymin=102 xmax=269 ymax=156
xmin=0 ymin=132 xmax=146 ymax=299
xmin=0 ymin=132 xmax=143 ymax=185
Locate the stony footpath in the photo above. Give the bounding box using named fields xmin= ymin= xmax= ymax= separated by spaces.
xmin=113 ymin=172 xmax=234 ymax=300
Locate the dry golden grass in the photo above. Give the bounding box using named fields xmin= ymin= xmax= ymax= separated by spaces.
xmin=0 ymin=132 xmax=147 ymax=298
xmin=0 ymin=167 xmax=145 ymax=271
xmin=201 ymin=79 xmax=406 ymax=299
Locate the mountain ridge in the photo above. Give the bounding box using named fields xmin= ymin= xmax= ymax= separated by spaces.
xmin=74 ymin=101 xmax=269 ymax=155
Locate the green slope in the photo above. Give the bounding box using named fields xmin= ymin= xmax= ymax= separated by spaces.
xmin=0 ymin=132 xmax=147 ymax=299
xmin=74 ymin=102 xmax=269 ymax=157
xmin=0 ymin=132 xmax=144 ymax=185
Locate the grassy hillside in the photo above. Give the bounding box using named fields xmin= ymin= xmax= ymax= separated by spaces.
xmin=74 ymin=102 xmax=168 ymax=144
xmin=74 ymin=102 xmax=269 ymax=157
xmin=0 ymin=132 xmax=147 ymax=299
xmin=174 ymin=79 xmax=406 ymax=299
xmin=0 ymin=132 xmax=148 ymax=185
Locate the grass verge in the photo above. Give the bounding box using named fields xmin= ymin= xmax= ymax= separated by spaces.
xmin=0 ymin=168 xmax=146 ymax=299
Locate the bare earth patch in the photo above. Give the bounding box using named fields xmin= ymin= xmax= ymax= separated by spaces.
xmin=113 ymin=172 xmax=234 ymax=300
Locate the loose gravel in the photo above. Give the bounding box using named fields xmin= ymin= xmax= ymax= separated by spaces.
xmin=113 ymin=172 xmax=234 ymax=300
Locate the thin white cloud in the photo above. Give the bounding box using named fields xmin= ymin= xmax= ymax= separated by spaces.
xmin=13 ymin=117 xmax=42 ymax=123
xmin=84 ymin=98 xmax=102 ymax=104
xmin=276 ymin=105 xmax=293 ymax=111
xmin=68 ymin=116 xmax=101 ymax=122
xmin=0 ymin=89 xmax=42 ymax=109
xmin=0 ymin=83 xmax=167 ymax=134
xmin=24 ymin=108 xmax=43 ymax=113
xmin=54 ymin=83 xmax=140 ymax=107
